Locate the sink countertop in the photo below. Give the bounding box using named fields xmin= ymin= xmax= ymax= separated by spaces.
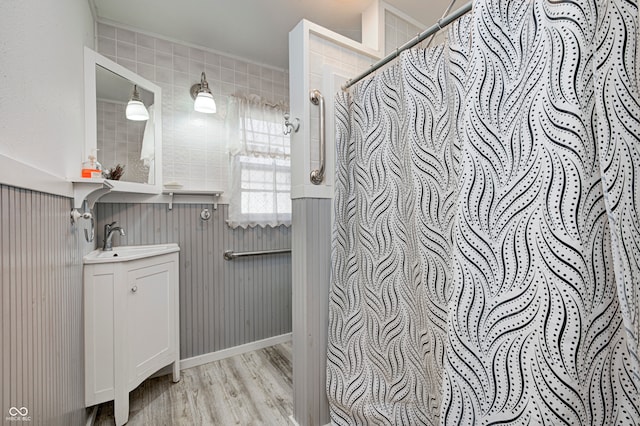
xmin=83 ymin=243 xmax=180 ymax=264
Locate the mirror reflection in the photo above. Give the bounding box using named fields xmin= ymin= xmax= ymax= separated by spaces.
xmin=95 ymin=65 xmax=155 ymax=184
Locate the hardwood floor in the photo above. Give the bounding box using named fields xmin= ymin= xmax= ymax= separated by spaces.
xmin=94 ymin=342 xmax=293 ymax=426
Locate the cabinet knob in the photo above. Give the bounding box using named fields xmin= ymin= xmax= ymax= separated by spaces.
xmin=131 ymin=285 xmax=138 ymax=293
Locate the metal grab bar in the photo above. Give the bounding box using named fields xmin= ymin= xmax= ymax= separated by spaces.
xmin=223 ymin=248 xmax=292 ymax=261
xmin=309 ymin=89 xmax=325 ymax=185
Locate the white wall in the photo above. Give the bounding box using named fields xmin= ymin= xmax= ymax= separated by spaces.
xmin=0 ymin=0 xmax=94 ymax=193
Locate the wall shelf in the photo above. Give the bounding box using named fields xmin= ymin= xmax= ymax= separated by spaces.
xmin=71 ymin=179 xmax=114 ymax=210
xmin=71 ymin=178 xmax=163 ymax=210
xmin=162 ymin=190 xmax=224 ymax=210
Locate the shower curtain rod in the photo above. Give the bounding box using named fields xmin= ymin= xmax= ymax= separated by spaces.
xmin=342 ymin=1 xmax=473 ymax=90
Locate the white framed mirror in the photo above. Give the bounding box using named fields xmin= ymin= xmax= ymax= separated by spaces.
xmin=84 ymin=47 xmax=162 ymax=193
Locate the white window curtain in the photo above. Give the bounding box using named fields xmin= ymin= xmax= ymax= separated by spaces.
xmin=226 ymin=95 xmax=291 ymax=229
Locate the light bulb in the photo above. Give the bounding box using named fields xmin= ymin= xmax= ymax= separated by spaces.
xmin=126 ymin=99 xmax=149 ymax=121
xmin=194 ymin=91 xmax=217 ymax=114
xmin=126 ymin=85 xmax=149 ymax=121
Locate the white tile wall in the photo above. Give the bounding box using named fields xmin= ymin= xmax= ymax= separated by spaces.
xmin=97 ymin=23 xmax=289 ymax=192
xmin=384 ymin=10 xmax=423 ymax=55
xmin=384 ymin=9 xmax=448 ymax=54
xmin=307 ymin=33 xmax=372 ymax=171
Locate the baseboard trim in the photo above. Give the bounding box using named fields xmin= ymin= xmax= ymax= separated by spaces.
xmin=181 ymin=333 xmax=292 ymax=370
xmin=151 ymin=333 xmax=292 ymax=378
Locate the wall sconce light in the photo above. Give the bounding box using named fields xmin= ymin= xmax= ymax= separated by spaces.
xmin=190 ymin=72 xmax=217 ymax=114
xmin=125 ymin=85 xmax=149 ymax=121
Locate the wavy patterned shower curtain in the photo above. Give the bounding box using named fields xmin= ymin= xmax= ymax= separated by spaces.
xmin=328 ymin=23 xmax=470 ymax=424
xmin=328 ymin=0 xmax=640 ymax=424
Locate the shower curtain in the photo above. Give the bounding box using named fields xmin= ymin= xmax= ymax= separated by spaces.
xmin=327 ymin=0 xmax=640 ymax=424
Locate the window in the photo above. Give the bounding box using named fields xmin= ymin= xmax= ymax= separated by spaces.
xmin=226 ymin=96 xmax=291 ymax=228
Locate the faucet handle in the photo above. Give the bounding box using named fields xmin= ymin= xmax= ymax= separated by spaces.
xmin=104 ymin=221 xmax=116 ymax=240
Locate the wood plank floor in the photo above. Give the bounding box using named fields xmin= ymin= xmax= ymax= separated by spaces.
xmin=94 ymin=342 xmax=293 ymax=426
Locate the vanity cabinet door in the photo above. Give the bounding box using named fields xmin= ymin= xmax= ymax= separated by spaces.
xmin=84 ymin=269 xmax=116 ymax=406
xmin=125 ymin=257 xmax=178 ymax=388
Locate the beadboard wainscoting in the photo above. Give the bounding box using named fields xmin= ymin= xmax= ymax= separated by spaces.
xmin=291 ymin=198 xmax=331 ymax=426
xmin=95 ymin=203 xmax=292 ymax=359
xmin=0 ymin=184 xmax=91 ymax=426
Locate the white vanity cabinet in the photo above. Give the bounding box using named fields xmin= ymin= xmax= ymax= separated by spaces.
xmin=84 ymin=244 xmax=180 ymax=426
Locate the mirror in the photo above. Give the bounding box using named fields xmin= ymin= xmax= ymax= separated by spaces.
xmin=84 ymin=47 xmax=162 ymax=192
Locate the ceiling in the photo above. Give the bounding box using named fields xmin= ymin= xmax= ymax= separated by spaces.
xmin=92 ymin=0 xmax=455 ymax=69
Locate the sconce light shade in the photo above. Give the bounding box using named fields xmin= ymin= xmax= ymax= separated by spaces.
xmin=126 ymin=85 xmax=149 ymax=121
xmin=190 ymin=72 xmax=217 ymax=114
xmin=194 ymin=91 xmax=217 ymax=113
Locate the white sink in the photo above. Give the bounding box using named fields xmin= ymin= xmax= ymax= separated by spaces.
xmin=83 ymin=243 xmax=180 ymax=264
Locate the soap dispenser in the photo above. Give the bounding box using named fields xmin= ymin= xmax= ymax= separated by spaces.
xmin=82 ymin=154 xmax=102 ymax=179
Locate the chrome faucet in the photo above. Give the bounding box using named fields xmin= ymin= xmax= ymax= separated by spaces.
xmin=103 ymin=221 xmax=126 ymax=251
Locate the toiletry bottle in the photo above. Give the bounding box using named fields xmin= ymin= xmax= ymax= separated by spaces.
xmin=82 ymin=155 xmax=102 ymax=179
